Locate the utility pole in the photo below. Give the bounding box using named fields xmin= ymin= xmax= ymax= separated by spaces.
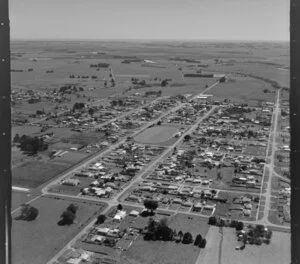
xmin=0 ymin=0 xmax=11 ymax=263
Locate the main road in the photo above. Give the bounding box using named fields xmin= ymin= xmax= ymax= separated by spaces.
xmin=256 ymin=89 xmax=282 ymax=225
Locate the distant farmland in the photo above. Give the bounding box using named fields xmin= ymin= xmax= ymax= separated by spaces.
xmin=134 ymin=126 xmax=179 ymax=144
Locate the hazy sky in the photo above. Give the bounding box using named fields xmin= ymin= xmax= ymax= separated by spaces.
xmin=10 ymin=0 xmax=289 ymax=41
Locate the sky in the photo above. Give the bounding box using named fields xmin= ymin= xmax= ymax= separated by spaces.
xmin=9 ymin=0 xmax=289 ymax=41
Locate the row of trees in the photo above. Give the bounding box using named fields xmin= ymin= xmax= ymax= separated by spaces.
xmin=208 ymin=216 xmax=244 ymax=231
xmin=144 ymin=218 xmax=206 ymax=248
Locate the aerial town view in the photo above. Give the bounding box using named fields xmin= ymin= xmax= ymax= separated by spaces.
xmin=10 ymin=1 xmax=290 ymax=264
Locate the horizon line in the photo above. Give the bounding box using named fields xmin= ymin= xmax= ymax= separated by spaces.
xmin=10 ymin=38 xmax=289 ymax=43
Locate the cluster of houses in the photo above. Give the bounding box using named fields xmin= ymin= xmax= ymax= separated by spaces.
xmin=101 ymin=143 xmax=165 ymax=174
xmin=130 ymin=97 xmax=178 ymax=122
xmin=85 ymin=209 xmax=142 ymax=250
xmin=277 ymin=185 xmax=291 ymax=223
xmin=162 ymin=102 xmax=211 ymax=125
xmin=60 ymin=143 xmax=165 ymax=198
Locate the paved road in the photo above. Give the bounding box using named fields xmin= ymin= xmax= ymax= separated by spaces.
xmin=258 ymin=90 xmax=281 ymax=224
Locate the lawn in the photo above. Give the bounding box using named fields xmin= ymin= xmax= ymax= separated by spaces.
xmin=134 ymin=126 xmax=179 ymax=144
xmin=12 ymin=196 xmax=105 ymax=264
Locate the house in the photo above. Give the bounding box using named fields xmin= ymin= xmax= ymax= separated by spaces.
xmin=96 ymin=227 xmax=110 ymax=236
xmin=129 ymin=210 xmax=139 ymax=217
xmin=182 ymin=201 xmax=193 ymax=207
xmin=62 ymin=179 xmax=80 ymax=186
xmin=243 ymin=209 xmax=251 ymax=216
xmin=244 ymin=203 xmax=252 ymax=210
xmin=126 ymin=195 xmax=142 ymax=203
xmin=114 ymin=210 xmax=127 ymax=222
xmin=193 ymin=202 xmax=203 ymax=211
xmin=172 ymin=198 xmax=182 ymax=204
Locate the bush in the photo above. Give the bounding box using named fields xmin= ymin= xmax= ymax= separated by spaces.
xmin=96 ymin=214 xmax=106 ymax=225
xmin=208 ymin=216 xmax=217 ymax=225
xmin=182 ymin=232 xmax=193 ymax=244
xmin=199 ymin=238 xmax=207 ymax=248
xmin=117 ymin=204 xmax=123 ymax=211
xmin=236 ymin=221 xmax=244 ymax=231
xmin=58 ymin=210 xmax=76 ymax=226
xmin=16 ymin=204 xmax=39 ymax=221
xmin=67 ymin=204 xmax=78 ymax=214
xmin=194 ymin=234 xmax=202 ymax=246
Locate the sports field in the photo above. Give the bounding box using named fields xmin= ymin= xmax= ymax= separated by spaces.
xmin=134 ymin=126 xmax=179 ymax=144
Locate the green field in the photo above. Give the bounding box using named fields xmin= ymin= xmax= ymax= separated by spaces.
xmin=12 ymin=150 xmax=88 ymax=188
xmin=12 ymin=196 xmax=105 ymax=264
xmin=122 ymin=213 xmax=209 ymax=264
xmin=209 ymin=78 xmax=276 ymax=105
xmin=134 ymin=126 xmax=179 ymax=144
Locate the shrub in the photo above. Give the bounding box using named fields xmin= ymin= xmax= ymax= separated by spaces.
xmin=208 ymin=216 xmax=217 ymax=225
xmin=236 ymin=221 xmax=244 ymax=231
xmin=182 ymin=232 xmax=193 ymax=244
xmin=194 ymin=234 xmax=202 ymax=246
xmin=199 ymin=238 xmax=207 ymax=248
xmin=67 ymin=204 xmax=78 ymax=214
xmin=16 ymin=204 xmax=39 ymax=221
xmin=96 ymin=214 xmax=106 ymax=225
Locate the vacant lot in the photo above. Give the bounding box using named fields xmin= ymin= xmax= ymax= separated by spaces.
xmin=12 ymin=196 xmax=105 ymax=264
xmin=122 ymin=213 xmax=209 ymax=264
xmin=134 ymin=126 xmax=179 ymax=144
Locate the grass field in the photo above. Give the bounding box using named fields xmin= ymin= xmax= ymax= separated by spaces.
xmin=11 ymin=191 xmax=39 ymax=211
xmin=197 ymin=227 xmax=290 ymax=264
xmin=209 ymin=78 xmax=276 ymax=105
xmin=134 ymin=126 xmax=179 ymax=144
xmin=221 ymin=228 xmax=290 ymax=264
xmin=12 ymin=196 xmax=105 ymax=264
xmin=122 ymin=213 xmax=209 ymax=264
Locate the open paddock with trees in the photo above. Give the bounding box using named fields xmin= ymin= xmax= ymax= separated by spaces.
xmin=209 ymin=78 xmax=276 ymax=105
xmin=220 ymin=228 xmax=290 ymax=264
xmin=122 ymin=213 xmax=209 ymax=264
xmin=12 ymin=196 xmax=105 ymax=264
